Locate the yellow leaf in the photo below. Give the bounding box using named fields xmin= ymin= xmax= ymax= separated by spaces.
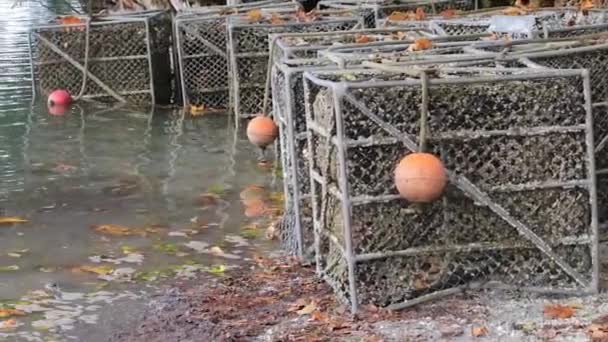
xmin=270 ymin=13 xmax=285 ymax=25
xmin=247 ymin=9 xmax=263 ymax=23
xmin=409 ymin=38 xmax=433 ymax=52
xmin=0 ymin=217 xmax=28 ymax=225
xmin=77 ymin=265 xmax=114 ymax=275
xmin=0 ymin=309 xmax=26 ymax=319
xmin=189 ymin=105 xmax=207 ymax=116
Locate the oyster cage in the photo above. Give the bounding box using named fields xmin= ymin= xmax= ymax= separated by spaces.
xmin=29 ymin=11 xmax=173 ymax=105
xmin=381 ymin=7 xmax=608 ymax=39
xmin=227 ymin=12 xmax=365 ymax=122
xmin=271 ymin=42 xmax=498 ymax=259
xmin=174 ymin=1 xmax=299 ymax=109
xmin=317 ymin=0 xmax=477 ymax=28
xmin=303 ymin=67 xmax=599 ymax=311
xmin=271 ymin=27 xmax=436 ymax=60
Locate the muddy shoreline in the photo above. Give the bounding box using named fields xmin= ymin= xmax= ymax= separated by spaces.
xmin=108 ymin=256 xmax=608 ymax=342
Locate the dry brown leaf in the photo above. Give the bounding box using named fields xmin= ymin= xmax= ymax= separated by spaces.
xmin=92 ymin=224 xmax=140 ymax=237
xmin=588 ymin=323 xmax=608 ymax=340
xmin=288 ymin=298 xmax=307 ymax=312
xmin=310 ymin=310 xmax=329 ymax=322
xmin=472 ymin=326 xmax=489 ymax=337
xmin=195 ymin=193 xmax=220 ymax=207
xmin=75 ymin=265 xmax=114 ymax=275
xmin=502 ymin=6 xmax=526 ymax=15
xmin=270 ymin=13 xmax=285 ymax=25
xmin=0 ymin=217 xmax=28 ymax=225
xmin=297 ymin=302 xmax=318 ymax=315
xmin=244 ymin=199 xmax=267 ymax=218
xmin=440 ymin=9 xmax=458 ymax=18
xmin=409 ymin=38 xmax=433 ymax=51
xmin=387 ymin=11 xmax=415 ymax=21
xmin=581 ymin=0 xmax=595 ymax=9
xmin=414 ymin=8 xmax=426 ymax=20
xmin=355 ymin=34 xmax=374 ymax=44
xmin=189 ymin=105 xmax=207 ymax=116
xmin=0 ymin=309 xmax=26 ymax=319
xmin=544 ymin=304 xmax=576 ymax=319
xmin=247 ymin=9 xmax=263 ymax=23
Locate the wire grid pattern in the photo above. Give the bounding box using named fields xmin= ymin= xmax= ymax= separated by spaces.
xmin=176 ymin=15 xmax=232 ymax=109
xmin=228 ymin=16 xmax=364 ymax=120
xmin=318 ymin=0 xmax=475 ymax=27
xmin=383 ymin=9 xmax=608 ymax=38
xmin=303 ymin=67 xmax=598 ymax=311
xmin=31 ymin=12 xmax=172 ymax=105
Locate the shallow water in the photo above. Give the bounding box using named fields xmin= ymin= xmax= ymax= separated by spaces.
xmin=0 ymin=1 xmax=282 ymax=340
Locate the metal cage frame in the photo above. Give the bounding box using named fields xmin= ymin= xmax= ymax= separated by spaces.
xmin=302 ymin=66 xmax=599 ymax=313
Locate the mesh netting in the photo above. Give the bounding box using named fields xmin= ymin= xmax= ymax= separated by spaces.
xmin=228 ymin=14 xmax=364 ymax=119
xmin=31 ymin=12 xmax=172 ymax=105
xmin=303 ymin=67 xmax=598 ymax=310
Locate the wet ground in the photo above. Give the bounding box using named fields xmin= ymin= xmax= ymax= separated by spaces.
xmin=110 ymin=256 xmax=608 ymax=342
xmin=0 ymin=101 xmax=283 ymax=341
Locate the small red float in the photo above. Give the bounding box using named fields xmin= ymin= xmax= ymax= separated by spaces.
xmin=394 ymin=152 xmax=448 ymax=203
xmin=48 ymin=89 xmax=73 ymax=107
xmin=246 ymin=116 xmax=278 ymax=148
xmin=48 ymin=105 xmax=68 ymax=116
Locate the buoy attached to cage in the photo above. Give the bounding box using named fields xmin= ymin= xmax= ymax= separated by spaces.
xmin=247 ymin=115 xmax=278 ymax=148
xmin=394 ymin=152 xmax=447 ymax=203
xmin=48 ymin=89 xmax=72 ymax=107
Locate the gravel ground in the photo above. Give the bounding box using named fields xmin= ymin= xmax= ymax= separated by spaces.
xmin=108 ymin=253 xmax=608 ymax=342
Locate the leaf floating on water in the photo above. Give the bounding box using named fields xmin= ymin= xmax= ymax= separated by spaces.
xmin=189 ymin=104 xmax=207 ymax=116
xmin=76 ymin=265 xmax=114 ymax=276
xmin=207 ymin=183 xmax=228 ymax=196
xmin=208 ymin=264 xmax=226 ymax=275
xmin=92 ymin=224 xmax=138 ymax=237
xmin=120 ymin=245 xmax=137 ymax=254
xmin=440 ymin=9 xmax=459 ymax=18
xmin=239 ymin=185 xmax=266 ymax=201
xmin=409 ymin=38 xmax=432 ymax=52
xmin=0 ymin=265 xmax=19 ymax=272
xmin=544 ymin=304 xmax=576 ymax=319
xmin=355 ymin=34 xmax=374 ymax=44
xmin=194 ymin=193 xmax=220 ymax=207
xmin=0 ymin=217 xmax=28 ymax=225
xmin=153 ymin=243 xmax=180 ymax=254
xmin=0 ymin=309 xmax=26 ymax=318
xmin=270 ymin=13 xmax=285 ymax=24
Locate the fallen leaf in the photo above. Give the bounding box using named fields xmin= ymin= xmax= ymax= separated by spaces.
xmin=270 ymin=13 xmax=284 ymax=24
xmin=153 ymin=243 xmax=180 ymax=254
xmin=184 ymin=241 xmax=209 ymax=253
xmin=207 ymin=183 xmax=227 ymax=195
xmin=0 ymin=217 xmax=28 ymax=225
xmin=409 ymin=38 xmax=433 ymax=52
xmin=297 ymin=302 xmax=317 ymax=315
xmin=440 ymin=9 xmax=458 ymax=18
xmin=310 ymin=310 xmax=330 ymax=322
xmin=288 ymin=298 xmax=307 ymax=312
xmin=265 ymin=222 xmax=278 ymax=240
xmin=0 ymin=309 xmax=26 ymax=319
xmin=247 ymin=9 xmax=263 ymax=23
xmin=208 ymin=264 xmax=226 ymax=274
xmin=209 ymin=246 xmax=224 ymax=255
xmin=0 ymin=266 xmax=19 ymax=272
xmin=472 ymin=326 xmax=489 ymax=337
xmin=502 ymin=6 xmax=526 ymax=15
xmin=244 ymin=200 xmax=267 ymax=218
xmin=0 ymin=319 xmax=18 ymax=330
xmin=76 ymin=265 xmax=114 ymax=276
xmin=544 ymin=304 xmax=576 ymax=319
xmin=355 ymin=34 xmax=374 ymax=44
xmin=388 ymin=10 xmax=415 ymax=21
xmin=588 ymin=323 xmax=608 ymax=340
xmin=581 ymin=0 xmax=594 ymax=9
xmin=414 ymin=8 xmax=426 ymax=20
xmin=239 ymin=185 xmax=266 ymax=201
xmin=189 ymin=105 xmax=207 ymax=116
xmin=195 ymin=193 xmax=220 ymax=207
xmin=92 ymin=224 xmax=140 ymax=237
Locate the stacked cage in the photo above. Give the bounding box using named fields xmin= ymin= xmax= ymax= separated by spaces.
xmin=317 ymin=0 xmax=477 ymax=27
xmin=381 ymin=7 xmax=608 ymax=39
xmin=174 ymin=1 xmax=299 ymax=110
xmin=30 ymin=11 xmax=173 ymax=105
xmin=302 ymin=67 xmax=598 ymax=311
xmin=271 ymin=36 xmax=493 ymax=259
xmin=227 ymin=11 xmax=366 ymax=122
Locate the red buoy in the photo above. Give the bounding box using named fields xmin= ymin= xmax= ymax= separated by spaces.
xmin=48 ymin=89 xmax=72 ymax=107
xmin=394 ymin=152 xmax=448 ymax=203
xmin=246 ymin=116 xmax=278 ymax=148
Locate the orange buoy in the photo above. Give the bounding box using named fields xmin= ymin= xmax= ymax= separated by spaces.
xmin=247 ymin=116 xmax=278 ymax=148
xmin=394 ymin=152 xmax=448 ymax=203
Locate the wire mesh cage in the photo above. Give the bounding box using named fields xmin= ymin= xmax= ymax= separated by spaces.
xmin=380 ymin=7 xmax=608 ymax=39
xmin=174 ymin=1 xmax=300 ymax=110
xmin=271 ymin=27 xmax=436 ymax=60
xmin=29 ymin=11 xmax=173 ymax=105
xmin=227 ymin=11 xmax=365 ymax=122
xmin=302 ymin=66 xmax=599 ymax=312
xmin=272 ymin=40 xmax=496 ymax=259
xmin=317 ymin=0 xmax=477 ymax=27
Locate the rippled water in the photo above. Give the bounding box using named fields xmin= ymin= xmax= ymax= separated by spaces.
xmin=0 ymin=2 xmax=280 ymax=341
